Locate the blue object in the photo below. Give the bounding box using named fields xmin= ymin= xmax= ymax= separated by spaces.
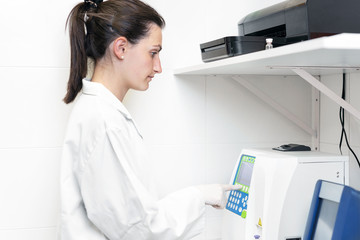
xmin=226 ymin=154 xmax=255 ymax=218
xmin=303 ymin=180 xmax=360 ymax=240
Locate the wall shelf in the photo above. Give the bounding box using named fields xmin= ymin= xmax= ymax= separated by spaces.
xmin=174 ymin=33 xmax=360 ymax=150
xmin=174 ymin=33 xmax=360 ymax=76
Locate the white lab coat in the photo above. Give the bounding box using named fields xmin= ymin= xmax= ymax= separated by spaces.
xmin=59 ymin=79 xmax=205 ymax=240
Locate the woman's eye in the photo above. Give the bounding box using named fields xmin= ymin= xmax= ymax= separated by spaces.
xmin=151 ymin=52 xmax=158 ymax=57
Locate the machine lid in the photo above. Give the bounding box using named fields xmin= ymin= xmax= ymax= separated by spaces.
xmin=239 ymin=0 xmax=306 ymax=24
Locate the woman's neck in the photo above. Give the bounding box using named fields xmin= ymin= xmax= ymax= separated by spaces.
xmin=91 ymin=61 xmax=129 ymax=102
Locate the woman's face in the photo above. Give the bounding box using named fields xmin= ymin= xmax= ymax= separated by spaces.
xmin=123 ymin=24 xmax=163 ymax=91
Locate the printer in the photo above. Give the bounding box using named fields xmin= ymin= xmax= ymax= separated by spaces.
xmin=238 ymin=0 xmax=360 ymax=42
xmin=201 ymin=0 xmax=360 ymax=62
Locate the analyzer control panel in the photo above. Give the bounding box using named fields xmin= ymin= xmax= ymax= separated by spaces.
xmin=226 ymin=154 xmax=255 ymax=218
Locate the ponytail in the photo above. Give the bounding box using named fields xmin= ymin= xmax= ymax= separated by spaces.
xmin=63 ymin=3 xmax=88 ymax=104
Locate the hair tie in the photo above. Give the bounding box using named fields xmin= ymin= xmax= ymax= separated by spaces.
xmin=84 ymin=0 xmax=103 ymax=9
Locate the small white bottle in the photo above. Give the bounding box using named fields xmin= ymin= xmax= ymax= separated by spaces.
xmin=265 ymin=38 xmax=273 ymax=50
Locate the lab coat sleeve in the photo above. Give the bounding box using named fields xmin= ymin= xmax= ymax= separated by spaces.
xmin=78 ymin=127 xmax=205 ymax=240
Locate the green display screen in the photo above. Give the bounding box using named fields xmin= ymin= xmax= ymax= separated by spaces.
xmin=235 ymin=161 xmax=253 ymax=186
xmin=234 ymin=155 xmax=255 ymax=188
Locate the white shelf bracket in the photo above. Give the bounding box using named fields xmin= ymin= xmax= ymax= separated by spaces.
xmin=232 ymin=76 xmax=317 ymax=137
xmin=292 ymin=68 xmax=360 ymax=121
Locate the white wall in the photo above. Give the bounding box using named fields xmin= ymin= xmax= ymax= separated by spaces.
xmin=0 ymin=0 xmax=76 ymax=239
xmin=1 ymin=0 xmax=359 ymax=240
xmin=319 ymin=73 xmax=360 ymax=189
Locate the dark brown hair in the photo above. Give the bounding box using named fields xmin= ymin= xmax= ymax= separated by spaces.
xmin=63 ymin=0 xmax=165 ymax=104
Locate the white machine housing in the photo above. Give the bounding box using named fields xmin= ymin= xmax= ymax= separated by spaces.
xmin=222 ymin=148 xmax=349 ymax=240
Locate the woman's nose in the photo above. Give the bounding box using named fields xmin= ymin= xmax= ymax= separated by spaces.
xmin=154 ymin=57 xmax=162 ymax=74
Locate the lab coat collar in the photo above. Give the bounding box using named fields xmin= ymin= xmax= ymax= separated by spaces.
xmin=81 ymin=79 xmax=143 ymax=138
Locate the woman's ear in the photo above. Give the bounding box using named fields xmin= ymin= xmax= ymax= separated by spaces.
xmin=113 ymin=37 xmax=128 ymax=60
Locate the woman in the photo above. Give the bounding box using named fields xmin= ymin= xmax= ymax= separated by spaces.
xmin=60 ymin=0 xmax=241 ymax=239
